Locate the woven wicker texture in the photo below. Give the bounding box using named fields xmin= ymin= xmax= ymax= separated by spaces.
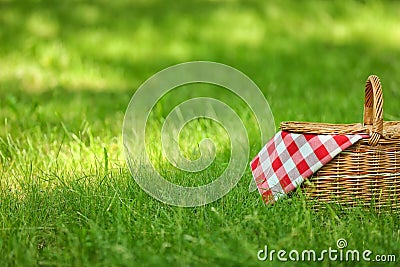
xmin=281 ymin=75 xmax=400 ymax=211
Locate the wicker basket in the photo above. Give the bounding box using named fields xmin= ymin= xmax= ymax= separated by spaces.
xmin=281 ymin=75 xmax=400 ymax=211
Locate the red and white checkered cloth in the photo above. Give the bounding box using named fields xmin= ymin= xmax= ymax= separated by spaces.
xmin=250 ymin=131 xmax=365 ymax=204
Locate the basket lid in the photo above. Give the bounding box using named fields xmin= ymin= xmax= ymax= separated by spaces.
xmin=280 ymin=121 xmax=400 ymax=139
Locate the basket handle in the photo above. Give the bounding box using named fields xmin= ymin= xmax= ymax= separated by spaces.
xmin=363 ymin=75 xmax=383 ymax=146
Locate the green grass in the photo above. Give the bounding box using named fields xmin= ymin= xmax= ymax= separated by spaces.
xmin=1 ymin=0 xmax=400 ymax=266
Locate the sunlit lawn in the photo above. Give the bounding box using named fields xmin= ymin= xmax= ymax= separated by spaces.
xmin=1 ymin=1 xmax=400 ymax=266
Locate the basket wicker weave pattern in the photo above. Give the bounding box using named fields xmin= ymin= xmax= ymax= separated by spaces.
xmin=280 ymin=75 xmax=400 ymax=210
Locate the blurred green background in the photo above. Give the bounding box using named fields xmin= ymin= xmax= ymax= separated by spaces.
xmin=1 ymin=1 xmax=400 ymax=266
xmin=2 ymin=0 xmax=400 ymax=125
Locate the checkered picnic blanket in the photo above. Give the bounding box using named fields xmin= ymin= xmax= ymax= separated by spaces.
xmin=250 ymin=131 xmax=365 ymax=204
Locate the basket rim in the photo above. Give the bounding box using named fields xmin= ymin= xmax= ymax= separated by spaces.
xmin=280 ymin=121 xmax=400 ymax=139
